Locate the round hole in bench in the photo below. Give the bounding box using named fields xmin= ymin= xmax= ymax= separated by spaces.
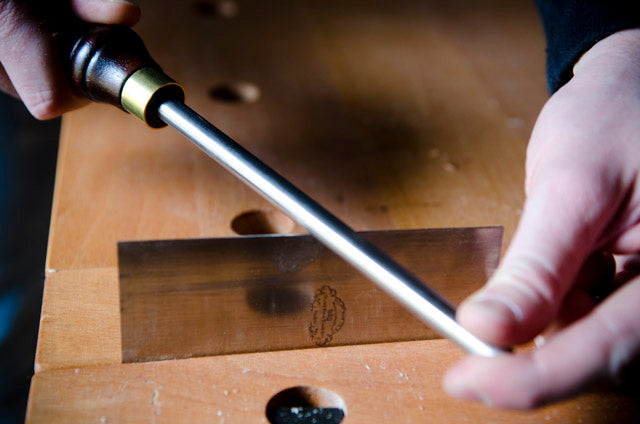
xmin=266 ymin=386 xmax=346 ymax=424
xmin=209 ymin=81 xmax=261 ymax=104
xmin=231 ymin=209 xmax=295 ymax=235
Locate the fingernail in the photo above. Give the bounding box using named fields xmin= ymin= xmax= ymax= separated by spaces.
xmin=466 ymin=293 xmax=524 ymax=324
xmin=443 ymin=376 xmax=492 ymax=406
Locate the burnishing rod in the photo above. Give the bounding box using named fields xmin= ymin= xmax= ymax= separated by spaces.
xmin=69 ymin=25 xmax=506 ymax=357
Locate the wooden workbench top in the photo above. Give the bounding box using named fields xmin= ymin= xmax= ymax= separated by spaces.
xmin=26 ymin=0 xmax=639 ymax=422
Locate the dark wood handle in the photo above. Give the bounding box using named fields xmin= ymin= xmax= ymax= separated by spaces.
xmin=69 ymin=25 xmax=160 ymax=108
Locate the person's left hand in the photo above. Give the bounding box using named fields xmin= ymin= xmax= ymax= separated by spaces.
xmin=442 ymin=28 xmax=640 ymax=409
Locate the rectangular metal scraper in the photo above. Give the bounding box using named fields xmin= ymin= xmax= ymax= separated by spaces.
xmin=118 ymin=227 xmax=502 ymax=363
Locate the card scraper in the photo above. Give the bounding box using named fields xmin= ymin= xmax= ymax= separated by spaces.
xmin=67 ymin=25 xmax=507 ymax=358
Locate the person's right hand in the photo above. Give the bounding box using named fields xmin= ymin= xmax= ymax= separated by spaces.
xmin=0 ymin=0 xmax=140 ymax=119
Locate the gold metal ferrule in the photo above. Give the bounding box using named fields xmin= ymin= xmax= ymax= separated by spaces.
xmin=121 ymin=67 xmax=185 ymax=128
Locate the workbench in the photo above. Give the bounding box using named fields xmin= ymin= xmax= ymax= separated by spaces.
xmin=26 ymin=0 xmax=640 ymax=422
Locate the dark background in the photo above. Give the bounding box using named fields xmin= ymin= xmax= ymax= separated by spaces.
xmin=0 ymin=93 xmax=59 ymax=423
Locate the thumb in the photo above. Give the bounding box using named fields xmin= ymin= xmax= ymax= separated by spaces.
xmin=458 ymin=168 xmax=622 ymax=346
xmin=71 ymin=0 xmax=141 ymax=26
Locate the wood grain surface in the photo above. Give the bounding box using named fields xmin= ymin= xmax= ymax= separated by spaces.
xmin=27 ymin=0 xmax=640 ymax=422
xmin=27 ymin=340 xmax=640 ymax=423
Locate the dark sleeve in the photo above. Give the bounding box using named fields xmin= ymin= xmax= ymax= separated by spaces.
xmin=534 ymin=0 xmax=640 ymax=93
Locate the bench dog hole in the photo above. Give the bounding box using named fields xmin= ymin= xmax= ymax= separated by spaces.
xmin=231 ymin=209 xmax=295 ymax=235
xmin=266 ymin=386 xmax=346 ymax=424
xmin=192 ymin=0 xmax=238 ymax=18
xmin=209 ymin=81 xmax=260 ymax=103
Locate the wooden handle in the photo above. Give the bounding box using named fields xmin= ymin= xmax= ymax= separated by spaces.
xmin=69 ymin=25 xmax=160 ymax=108
xmin=69 ymin=24 xmax=184 ymax=127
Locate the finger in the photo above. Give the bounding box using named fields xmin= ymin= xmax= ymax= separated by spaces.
xmin=614 ymin=254 xmax=640 ymax=286
xmin=608 ymin=222 xmax=640 ymax=253
xmin=0 ymin=2 xmax=88 ymax=118
xmin=615 ymin=254 xmax=640 ymax=272
xmin=444 ymin=278 xmax=640 ymax=409
xmin=457 ymin=168 xmax=624 ymax=345
xmin=70 ymin=0 xmax=140 ymax=26
xmin=519 ymin=252 xmax=614 ymax=347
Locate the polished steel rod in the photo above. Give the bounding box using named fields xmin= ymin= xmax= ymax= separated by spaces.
xmin=158 ymin=100 xmax=504 ymax=357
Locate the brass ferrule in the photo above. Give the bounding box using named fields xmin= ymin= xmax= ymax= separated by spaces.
xmin=121 ymin=67 xmax=185 ymax=128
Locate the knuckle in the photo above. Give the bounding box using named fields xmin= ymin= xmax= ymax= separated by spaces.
xmin=497 ymin=254 xmax=559 ymax=306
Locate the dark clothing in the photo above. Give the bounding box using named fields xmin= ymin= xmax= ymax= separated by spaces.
xmin=535 ymin=0 xmax=640 ymax=93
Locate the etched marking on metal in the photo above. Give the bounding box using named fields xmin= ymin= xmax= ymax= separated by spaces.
xmin=309 ymin=285 xmax=346 ymax=346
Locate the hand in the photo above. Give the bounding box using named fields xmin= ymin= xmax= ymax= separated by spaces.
xmin=443 ymin=28 xmax=640 ymax=409
xmin=0 ymin=0 xmax=140 ymax=119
